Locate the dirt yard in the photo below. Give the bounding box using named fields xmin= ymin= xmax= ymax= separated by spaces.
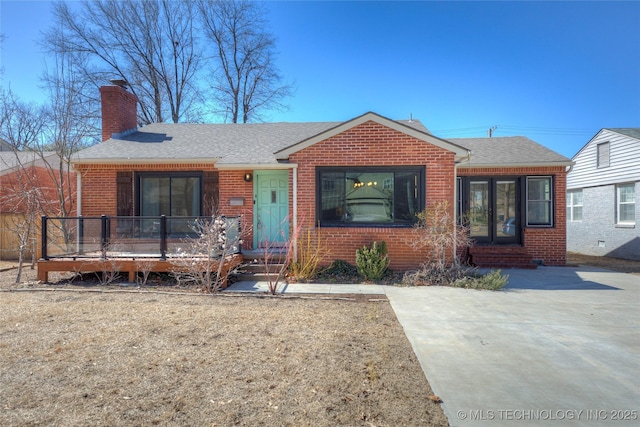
xmin=567 ymin=252 xmax=640 ymax=275
xmin=0 ymin=267 xmax=448 ymax=427
xmin=1 ymin=252 xmax=637 ymax=426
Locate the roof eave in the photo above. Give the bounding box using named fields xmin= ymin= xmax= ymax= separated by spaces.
xmin=215 ymin=162 xmax=297 ymax=170
xmin=71 ymin=157 xmax=220 ymax=165
xmin=275 ymin=112 xmax=470 ymax=159
xmin=458 ymin=161 xmax=575 ymax=168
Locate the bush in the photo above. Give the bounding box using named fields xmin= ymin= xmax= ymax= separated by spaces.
xmin=459 ymin=269 xmax=509 ymax=290
xmin=356 ymin=241 xmax=390 ymax=281
xmin=402 ymin=264 xmax=508 ymax=290
xmin=320 ymin=259 xmax=359 ymax=277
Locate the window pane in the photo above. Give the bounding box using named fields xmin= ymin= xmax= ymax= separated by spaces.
xmin=574 ymin=190 xmax=583 ymax=205
xmin=619 ymin=204 xmax=635 ymax=223
xmin=618 ymin=185 xmax=635 ymax=203
xmin=528 ymin=201 xmax=551 ymax=224
xmin=171 ymin=177 xmax=200 ymax=216
xmin=141 ymin=177 xmax=170 ymax=216
xmin=574 ymin=206 xmax=582 ymax=221
xmin=394 ymin=171 xmax=420 ymax=223
xmin=470 ymin=181 xmax=489 ymax=237
xmin=527 ymin=177 xmax=552 ymax=226
xmin=320 ymin=172 xmax=345 ymax=221
xmin=528 ymin=178 xmax=551 ymax=201
xmin=346 ymin=172 xmax=393 ymax=222
xmin=317 ymin=168 xmax=423 ymax=225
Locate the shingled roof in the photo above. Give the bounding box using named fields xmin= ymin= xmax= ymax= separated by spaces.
xmin=72 ymin=112 xmax=570 ymax=168
xmin=450 ymin=136 xmax=572 ymax=167
xmin=606 ymin=128 xmax=640 ymax=140
xmin=71 ymin=114 xmax=449 ymax=166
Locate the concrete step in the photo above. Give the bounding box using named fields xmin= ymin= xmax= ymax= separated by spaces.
xmin=234 ymin=259 xmax=287 ymax=281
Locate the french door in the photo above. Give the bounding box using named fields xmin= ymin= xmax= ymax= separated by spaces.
xmin=467 ymin=178 xmax=520 ymax=244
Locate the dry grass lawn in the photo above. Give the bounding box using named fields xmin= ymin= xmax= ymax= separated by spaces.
xmin=0 ymin=276 xmax=448 ymax=426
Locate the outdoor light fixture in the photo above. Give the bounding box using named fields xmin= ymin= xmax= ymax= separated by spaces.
xmin=244 ymin=172 xmax=253 ymax=182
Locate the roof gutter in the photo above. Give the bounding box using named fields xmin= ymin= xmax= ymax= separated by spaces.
xmin=71 ymin=158 xmax=221 ymax=165
xmin=457 ymin=161 xmax=574 ymax=168
xmin=214 ymin=163 xmax=298 ymax=170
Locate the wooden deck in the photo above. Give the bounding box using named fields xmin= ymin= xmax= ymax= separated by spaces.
xmin=37 ymin=254 xmax=244 ymax=288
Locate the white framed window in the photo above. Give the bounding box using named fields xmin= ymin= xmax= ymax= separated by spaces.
xmin=616 ymin=183 xmax=636 ymax=225
xmin=527 ymin=176 xmax=553 ymax=226
xmin=597 ymin=142 xmax=610 ymax=168
xmin=566 ymin=190 xmax=583 ymax=222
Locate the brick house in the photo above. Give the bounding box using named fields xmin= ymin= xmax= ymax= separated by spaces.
xmin=1 ymin=150 xmax=76 ymax=260
xmin=71 ymin=84 xmax=571 ymax=269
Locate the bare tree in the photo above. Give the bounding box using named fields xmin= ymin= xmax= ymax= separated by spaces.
xmin=1 ymin=171 xmax=43 ymax=283
xmin=39 ymin=48 xmax=98 ymax=218
xmin=198 ymin=0 xmax=293 ymax=123
xmin=0 ymin=92 xmax=49 ymax=280
xmin=0 ymin=90 xmax=47 ymax=151
xmin=45 ymin=0 xmax=201 ymax=124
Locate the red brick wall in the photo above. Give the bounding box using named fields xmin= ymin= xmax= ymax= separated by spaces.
xmin=75 ymin=163 xmax=257 ymax=249
xmin=100 ymin=85 xmax=138 ymax=142
xmin=289 ymin=120 xmax=456 ymax=270
xmin=0 ymin=166 xmax=76 ymax=215
xmin=75 ymin=163 xmax=220 ymax=217
xmin=218 ymin=170 xmax=254 ymax=250
xmin=458 ymin=166 xmax=567 ymax=265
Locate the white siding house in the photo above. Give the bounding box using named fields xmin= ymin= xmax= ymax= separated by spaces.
xmin=567 ymin=128 xmax=640 ymax=260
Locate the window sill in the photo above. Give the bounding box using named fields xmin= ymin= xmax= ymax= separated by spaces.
xmin=615 ymin=224 xmax=636 ymax=229
xmin=318 ymin=222 xmax=415 ymax=229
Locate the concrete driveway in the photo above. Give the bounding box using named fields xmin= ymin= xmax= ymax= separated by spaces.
xmin=386 ymin=266 xmax=640 ymax=426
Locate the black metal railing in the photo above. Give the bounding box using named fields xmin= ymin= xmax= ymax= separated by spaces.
xmin=41 ymin=215 xmax=242 ymax=260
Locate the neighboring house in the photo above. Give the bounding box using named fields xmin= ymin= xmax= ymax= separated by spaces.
xmin=0 ymin=150 xmax=76 ymax=260
xmin=70 ymin=84 xmax=572 ymax=269
xmin=0 ymin=138 xmax=13 ymax=151
xmin=567 ymin=128 xmax=639 ymax=260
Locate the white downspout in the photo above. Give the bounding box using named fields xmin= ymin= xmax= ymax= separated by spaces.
xmin=292 ymin=165 xmax=298 ymax=262
xmin=453 ymin=162 xmax=458 ymax=263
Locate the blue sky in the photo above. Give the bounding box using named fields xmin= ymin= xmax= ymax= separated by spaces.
xmin=1 ymin=1 xmax=639 ymax=158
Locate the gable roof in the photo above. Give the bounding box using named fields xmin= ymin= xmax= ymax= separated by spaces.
xmin=274 ymin=112 xmax=469 ymax=159
xmin=571 ymin=128 xmax=640 ymax=161
xmin=0 ymin=151 xmax=59 ymax=175
xmin=72 ymin=112 xmax=569 ymax=169
xmin=450 ymin=136 xmax=573 ymax=167
xmin=72 ymin=112 xmax=468 ymax=167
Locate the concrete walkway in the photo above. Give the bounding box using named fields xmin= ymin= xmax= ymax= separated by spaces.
xmin=225 ymin=266 xmax=640 ymax=426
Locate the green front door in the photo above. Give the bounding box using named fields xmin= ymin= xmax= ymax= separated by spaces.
xmin=254 ymin=170 xmax=289 ymax=248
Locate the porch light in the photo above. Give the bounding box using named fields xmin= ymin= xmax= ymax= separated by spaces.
xmin=244 ymin=172 xmax=253 ymax=182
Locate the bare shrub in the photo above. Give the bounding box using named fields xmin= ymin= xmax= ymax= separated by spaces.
xmin=410 ymin=200 xmax=473 ymax=268
xmin=96 ymin=259 xmax=122 ymax=286
xmin=135 ymin=259 xmax=156 ymax=286
xmin=402 ymin=264 xmax=508 ymax=290
xmin=171 ymin=216 xmax=232 ymax=293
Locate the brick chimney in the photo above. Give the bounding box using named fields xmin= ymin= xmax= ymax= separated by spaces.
xmin=100 ymin=84 xmax=138 ymax=142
